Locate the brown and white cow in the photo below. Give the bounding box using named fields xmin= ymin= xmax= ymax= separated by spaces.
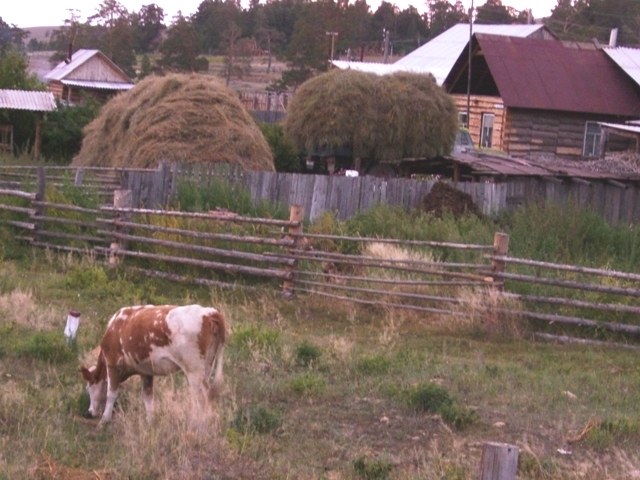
xmin=80 ymin=304 xmax=226 ymax=426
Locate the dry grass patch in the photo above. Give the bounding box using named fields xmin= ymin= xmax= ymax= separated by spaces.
xmin=450 ymin=288 xmax=526 ymax=338
xmin=0 ymin=289 xmax=62 ymax=331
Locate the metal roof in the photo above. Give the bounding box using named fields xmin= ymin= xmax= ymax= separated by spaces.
xmin=61 ymin=79 xmax=134 ymax=90
xmin=0 ymin=89 xmax=57 ymax=112
xmin=45 ymin=49 xmax=133 ymax=86
xmin=452 ymin=151 xmax=640 ymax=180
xmin=395 ymin=24 xmax=550 ymax=84
xmin=333 ymin=23 xmax=550 ymax=84
xmin=599 ymin=121 xmax=640 ymax=134
xmin=464 ymin=35 xmax=640 ymax=116
xmin=604 ymin=46 xmax=640 ymax=88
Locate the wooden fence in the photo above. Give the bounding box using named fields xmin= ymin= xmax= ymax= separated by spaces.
xmin=1 ymin=169 xmax=639 ymax=348
xmin=1 ymin=162 xmax=639 ymax=225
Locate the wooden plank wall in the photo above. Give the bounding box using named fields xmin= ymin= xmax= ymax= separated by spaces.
xmin=45 ymin=163 xmax=638 ymax=225
xmin=452 ymin=94 xmax=507 ymax=150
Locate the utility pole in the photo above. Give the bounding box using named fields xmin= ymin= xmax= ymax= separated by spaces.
xmin=326 ymin=31 xmax=339 ymax=65
xmin=466 ymin=0 xmax=474 ymax=130
xmin=383 ymin=29 xmax=390 ymax=63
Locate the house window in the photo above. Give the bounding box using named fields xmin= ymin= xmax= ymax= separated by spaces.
xmin=458 ymin=112 xmax=469 ymax=128
xmin=481 ymin=113 xmax=494 ymax=148
xmin=583 ymin=121 xmax=601 ymax=157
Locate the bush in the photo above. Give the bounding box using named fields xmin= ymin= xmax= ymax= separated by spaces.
xmin=289 ymin=372 xmax=326 ymax=395
xmin=232 ymin=404 xmax=282 ymax=434
xmin=294 ymin=340 xmax=322 ymax=367
xmin=356 ymin=355 xmax=391 ymax=375
xmin=259 ymin=123 xmax=303 ymax=173
xmin=407 ymin=382 xmax=477 ymax=430
xmin=41 ymin=98 xmax=101 ymax=164
xmin=353 ymin=455 xmax=394 ymax=480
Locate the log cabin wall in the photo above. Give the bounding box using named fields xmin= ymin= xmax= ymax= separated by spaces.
xmin=452 ymin=94 xmax=507 ymax=150
xmin=502 ymin=109 xmax=636 ymax=159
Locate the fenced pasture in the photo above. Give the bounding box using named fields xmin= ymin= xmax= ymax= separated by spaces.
xmin=1 ymin=168 xmax=640 ymax=479
xmin=1 ymin=167 xmax=639 ymax=348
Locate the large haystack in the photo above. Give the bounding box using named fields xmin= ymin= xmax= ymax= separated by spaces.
xmin=72 ymin=74 xmax=274 ymax=170
xmin=284 ymin=69 xmax=458 ymax=161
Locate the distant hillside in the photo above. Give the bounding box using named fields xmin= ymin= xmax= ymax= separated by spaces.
xmin=24 ymin=26 xmax=60 ymax=43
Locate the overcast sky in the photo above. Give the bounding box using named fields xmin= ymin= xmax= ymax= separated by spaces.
xmin=4 ymin=0 xmax=557 ymax=29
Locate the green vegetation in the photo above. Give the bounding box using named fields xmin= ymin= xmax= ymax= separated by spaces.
xmin=0 ymin=194 xmax=640 ymax=478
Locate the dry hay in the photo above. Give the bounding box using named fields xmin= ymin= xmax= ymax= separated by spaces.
xmin=284 ymin=69 xmax=458 ymax=161
xmin=421 ymin=181 xmax=481 ymax=218
xmin=73 ymin=74 xmax=274 ymax=171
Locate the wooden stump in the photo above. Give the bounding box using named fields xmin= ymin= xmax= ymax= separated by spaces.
xmin=479 ymin=442 xmax=519 ymax=480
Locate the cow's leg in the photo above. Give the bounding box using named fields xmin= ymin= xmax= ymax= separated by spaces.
xmin=141 ymin=375 xmax=154 ymax=421
xmin=185 ymin=371 xmax=209 ymax=407
xmin=99 ymin=367 xmax=120 ymax=427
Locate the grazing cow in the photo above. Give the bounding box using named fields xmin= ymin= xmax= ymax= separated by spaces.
xmin=80 ymin=304 xmax=226 ymax=426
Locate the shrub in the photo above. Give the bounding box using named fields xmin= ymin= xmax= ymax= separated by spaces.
xmin=231 ymin=404 xmax=282 ymax=434
xmin=356 ymin=355 xmax=392 ymax=375
xmin=294 ymin=340 xmax=322 ymax=367
xmin=231 ymin=324 xmax=281 ymax=360
xmin=407 ymin=382 xmax=477 ymax=430
xmin=353 ymin=455 xmax=394 ymax=480
xmin=289 ymin=372 xmax=326 ymax=395
xmin=259 ymin=122 xmax=302 ymax=173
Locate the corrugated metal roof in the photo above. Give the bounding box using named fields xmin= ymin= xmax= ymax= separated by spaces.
xmin=61 ymin=79 xmax=134 ymax=90
xmin=0 ymin=89 xmax=57 ymax=112
xmin=452 ymin=151 xmax=640 ymax=180
xmin=44 ymin=49 xmax=101 ymax=81
xmin=599 ymin=121 xmax=640 ymax=134
xmin=334 ymin=23 xmax=550 ymax=84
xmin=604 ymin=46 xmax=640 ymax=88
xmin=472 ymin=35 xmax=640 ymax=116
xmin=44 ymin=49 xmax=133 ymax=85
xmin=395 ymin=24 xmax=549 ymax=84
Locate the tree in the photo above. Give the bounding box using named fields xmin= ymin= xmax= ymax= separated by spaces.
xmin=545 ymin=0 xmax=640 ymax=46
xmin=0 ymin=48 xmax=44 ymax=152
xmin=475 ymin=0 xmax=520 ymax=24
xmin=89 ymin=0 xmax=136 ymax=77
xmin=0 ymin=17 xmax=28 ymax=52
xmin=396 ymin=6 xmax=429 ymax=54
xmin=192 ymin=0 xmax=242 ymax=54
xmin=220 ymin=22 xmax=252 ymax=86
xmin=159 ymin=14 xmax=209 ymax=72
xmin=131 ymin=4 xmax=166 ymax=53
xmin=428 ymin=1 xmax=468 ymax=38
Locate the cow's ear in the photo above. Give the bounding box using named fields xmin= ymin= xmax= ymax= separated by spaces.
xmin=80 ymin=366 xmax=94 ymax=383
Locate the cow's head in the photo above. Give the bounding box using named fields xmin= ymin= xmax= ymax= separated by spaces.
xmin=80 ymin=364 xmax=107 ymax=418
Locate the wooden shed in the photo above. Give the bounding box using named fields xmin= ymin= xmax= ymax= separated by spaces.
xmin=44 ymin=49 xmax=134 ymax=104
xmin=444 ymin=35 xmax=640 ymax=159
xmin=0 ymin=89 xmax=57 ymax=159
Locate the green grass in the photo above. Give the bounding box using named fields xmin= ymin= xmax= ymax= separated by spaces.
xmin=1 ymin=202 xmax=640 ymax=478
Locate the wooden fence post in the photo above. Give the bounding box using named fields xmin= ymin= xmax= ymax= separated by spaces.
xmin=74 ymin=168 xmax=84 ymax=186
xmin=109 ymin=189 xmax=132 ymax=264
xmin=33 ymin=166 xmax=46 ymax=244
xmin=479 ymin=442 xmax=519 ymax=480
xmin=491 ymin=232 xmax=509 ymax=290
xmin=282 ymin=204 xmax=304 ymax=298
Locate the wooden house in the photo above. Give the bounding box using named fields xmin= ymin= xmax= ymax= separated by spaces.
xmin=44 ymin=49 xmax=134 ymax=104
xmin=444 ymin=34 xmax=640 ymax=159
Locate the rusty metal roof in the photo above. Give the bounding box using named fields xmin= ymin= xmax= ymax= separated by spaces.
xmin=0 ymin=89 xmax=57 ymax=112
xmin=451 ymin=151 xmax=640 ymax=181
xmin=471 ymin=35 xmax=640 ymax=117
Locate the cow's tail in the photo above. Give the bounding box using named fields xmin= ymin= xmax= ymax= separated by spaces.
xmin=208 ymin=311 xmax=227 ymax=400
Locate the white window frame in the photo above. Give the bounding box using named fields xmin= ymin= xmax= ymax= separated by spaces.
xmin=583 ymin=121 xmax=601 ymax=157
xmin=481 ymin=113 xmax=495 ymax=149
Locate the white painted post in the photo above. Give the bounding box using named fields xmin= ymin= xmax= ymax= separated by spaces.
xmin=64 ymin=309 xmax=81 ymax=346
xmin=479 ymin=442 xmax=519 ymax=480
